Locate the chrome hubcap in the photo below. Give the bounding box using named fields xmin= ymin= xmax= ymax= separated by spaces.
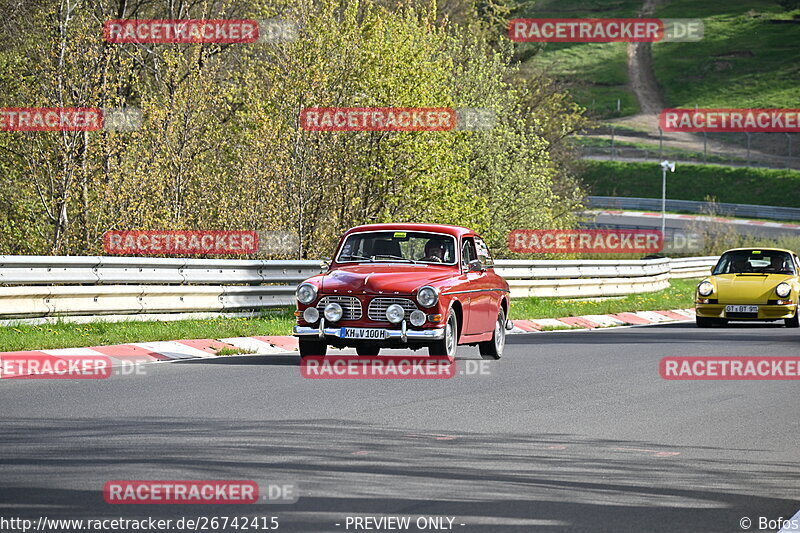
xmin=445 ymin=316 xmax=455 ymax=355
xmin=495 ymin=317 xmax=505 ymax=352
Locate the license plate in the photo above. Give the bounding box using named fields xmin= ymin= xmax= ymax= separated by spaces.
xmin=341 ymin=327 xmax=387 ymax=340
xmin=725 ymin=305 xmax=758 ymax=314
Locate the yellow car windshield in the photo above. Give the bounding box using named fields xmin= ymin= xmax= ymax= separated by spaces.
xmin=713 ymin=250 xmax=796 ymax=275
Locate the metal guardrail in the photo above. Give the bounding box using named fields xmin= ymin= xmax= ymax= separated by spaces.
xmin=0 ymin=255 xmax=717 ymax=319
xmin=587 ymin=196 xmax=800 ymax=222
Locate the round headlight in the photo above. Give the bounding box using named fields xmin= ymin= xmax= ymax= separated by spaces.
xmin=303 ymin=306 xmax=320 ymax=324
xmin=385 ymin=303 xmax=405 ymax=324
xmin=410 ymin=309 xmax=426 ymax=327
xmin=297 ymin=283 xmax=317 ymax=305
xmin=698 ymin=281 xmax=714 ymax=297
xmin=417 ymin=286 xmax=439 ymax=308
xmin=776 ymin=282 xmax=791 ymax=298
xmin=324 ymin=302 xmax=343 ymax=322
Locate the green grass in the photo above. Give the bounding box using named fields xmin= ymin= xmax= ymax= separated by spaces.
xmin=0 ymin=311 xmax=296 ymax=353
xmin=519 ymin=0 xmax=640 ymax=19
xmin=510 ymin=278 xmax=698 ymax=321
xmin=581 ymin=160 xmax=800 ymax=206
xmin=653 ymin=2 xmax=800 ymax=109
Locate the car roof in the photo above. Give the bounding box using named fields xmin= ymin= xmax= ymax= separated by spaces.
xmin=343 ymin=223 xmax=475 ymax=239
xmin=722 ymin=247 xmax=796 ymax=254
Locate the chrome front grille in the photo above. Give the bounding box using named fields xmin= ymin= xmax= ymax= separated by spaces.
xmin=317 ymin=296 xmax=362 ymax=320
xmin=368 ymin=297 xmax=418 ymax=321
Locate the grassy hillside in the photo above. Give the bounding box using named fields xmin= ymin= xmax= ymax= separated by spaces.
xmin=517 ymin=0 xmax=800 ymax=118
xmin=516 ymin=0 xmax=640 ymax=117
xmin=653 ymin=1 xmax=800 ymax=109
xmin=581 ymin=160 xmax=800 ymax=207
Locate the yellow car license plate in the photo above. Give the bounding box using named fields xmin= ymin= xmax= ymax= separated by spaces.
xmin=725 ymin=305 xmax=758 ymax=314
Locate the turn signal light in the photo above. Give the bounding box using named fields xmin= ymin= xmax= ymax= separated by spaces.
xmin=428 ymin=314 xmax=443 ymax=323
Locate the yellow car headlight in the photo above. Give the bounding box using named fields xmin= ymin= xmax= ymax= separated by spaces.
xmin=776 ymin=282 xmax=791 ymax=298
xmin=698 ymin=280 xmax=714 ymax=297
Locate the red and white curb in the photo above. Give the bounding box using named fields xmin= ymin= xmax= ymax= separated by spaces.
xmin=0 ymin=336 xmax=300 ymax=369
xmin=592 ymin=210 xmax=800 ymax=231
xmin=0 ymin=309 xmax=695 ymax=368
xmin=508 ymin=308 xmax=695 ymax=333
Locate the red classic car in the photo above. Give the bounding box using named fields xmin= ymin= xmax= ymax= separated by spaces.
xmin=292 ymin=223 xmax=511 ymax=359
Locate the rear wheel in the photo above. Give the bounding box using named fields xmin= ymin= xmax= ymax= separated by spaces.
xmin=299 ymin=338 xmax=327 ymax=357
xmin=479 ymin=309 xmax=505 ymax=360
xmin=785 ymin=311 xmax=799 ymax=328
xmin=356 ymin=345 xmax=381 ymax=356
xmin=429 ymin=309 xmax=458 ymax=361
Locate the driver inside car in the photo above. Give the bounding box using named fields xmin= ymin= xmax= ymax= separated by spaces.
xmin=421 ymin=239 xmax=447 ymax=263
xmin=769 ymin=254 xmax=790 ymax=272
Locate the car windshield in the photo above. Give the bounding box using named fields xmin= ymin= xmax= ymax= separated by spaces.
xmin=337 ymin=231 xmax=457 ymax=265
xmin=713 ymin=250 xmax=796 ymax=275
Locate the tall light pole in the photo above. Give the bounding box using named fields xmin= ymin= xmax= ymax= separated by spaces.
xmin=660 ymin=161 xmax=676 ymax=239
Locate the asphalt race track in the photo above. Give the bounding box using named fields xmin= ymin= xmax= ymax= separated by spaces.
xmin=1 ymin=323 xmax=799 ymax=532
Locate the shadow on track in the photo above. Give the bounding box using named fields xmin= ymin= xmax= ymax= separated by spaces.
xmin=0 ymin=418 xmax=798 ymax=532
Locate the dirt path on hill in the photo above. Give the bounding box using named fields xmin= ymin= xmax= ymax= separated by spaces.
xmin=592 ymin=0 xmax=792 ymax=167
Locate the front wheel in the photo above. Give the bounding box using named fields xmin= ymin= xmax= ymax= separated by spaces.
xmin=479 ymin=309 xmax=506 ymax=360
xmin=429 ymin=309 xmax=458 ymax=361
xmin=299 ymin=338 xmax=327 ymax=357
xmin=695 ymin=316 xmax=714 ymax=328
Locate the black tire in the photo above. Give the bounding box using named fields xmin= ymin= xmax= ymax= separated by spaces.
xmin=785 ymin=312 xmax=799 ymax=328
xmin=356 ymin=345 xmax=380 ymax=356
xmin=479 ymin=309 xmax=505 ymax=360
xmin=695 ymin=316 xmax=714 ymax=328
xmin=429 ymin=309 xmax=458 ymax=361
xmin=299 ymin=338 xmax=327 ymax=357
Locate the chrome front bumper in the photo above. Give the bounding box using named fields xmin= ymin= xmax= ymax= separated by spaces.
xmin=293 ymin=318 xmax=445 ymax=343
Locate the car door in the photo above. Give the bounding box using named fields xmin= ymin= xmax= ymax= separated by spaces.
xmin=474 ymin=235 xmax=504 ymax=328
xmin=461 ymin=236 xmax=493 ymax=335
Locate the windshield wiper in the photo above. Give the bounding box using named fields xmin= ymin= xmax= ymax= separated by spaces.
xmin=372 ymin=254 xmax=418 ymax=264
xmin=339 ymin=254 xmax=371 ymax=261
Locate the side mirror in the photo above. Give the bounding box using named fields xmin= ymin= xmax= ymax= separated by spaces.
xmin=321 ymin=257 xmax=331 ymax=270
xmin=468 ymin=259 xmax=485 ymax=272
xmin=710 ymin=267 xmax=714 ymax=274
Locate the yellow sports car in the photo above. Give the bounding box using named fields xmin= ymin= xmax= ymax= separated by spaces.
xmin=695 ymin=248 xmax=800 ymax=328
